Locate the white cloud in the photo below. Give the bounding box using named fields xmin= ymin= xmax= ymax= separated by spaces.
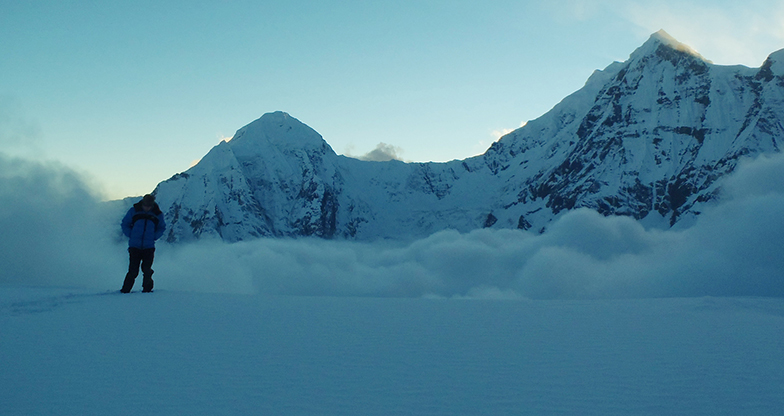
xmin=1 ymin=152 xmax=782 ymax=300
xmin=722 ymin=153 xmax=784 ymax=198
xmin=490 ymin=128 xmax=514 ymax=142
xmin=352 ymin=142 xmax=405 ymax=162
xmin=491 ymin=121 xmax=527 ymax=142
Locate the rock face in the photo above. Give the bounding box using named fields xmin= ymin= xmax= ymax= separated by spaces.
xmin=153 ymin=31 xmax=783 ymax=242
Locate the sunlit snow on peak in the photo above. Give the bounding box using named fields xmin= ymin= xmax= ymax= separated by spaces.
xmin=644 ymin=29 xmax=712 ymax=63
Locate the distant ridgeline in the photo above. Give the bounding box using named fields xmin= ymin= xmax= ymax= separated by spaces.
xmin=153 ymin=31 xmax=784 ymax=242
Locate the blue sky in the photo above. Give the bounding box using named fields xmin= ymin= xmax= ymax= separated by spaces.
xmin=2 ymin=0 xmax=783 ymax=200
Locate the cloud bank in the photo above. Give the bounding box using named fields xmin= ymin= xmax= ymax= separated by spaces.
xmin=1 ymin=152 xmax=782 ymax=299
xmin=0 ymin=154 xmax=126 ymax=288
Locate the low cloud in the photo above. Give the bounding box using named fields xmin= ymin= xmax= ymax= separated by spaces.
xmin=0 ymin=153 xmax=127 ymax=289
xmin=1 ymin=152 xmax=782 ymax=300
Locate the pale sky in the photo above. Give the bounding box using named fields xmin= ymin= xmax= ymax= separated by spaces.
xmin=2 ymin=0 xmax=783 ymax=200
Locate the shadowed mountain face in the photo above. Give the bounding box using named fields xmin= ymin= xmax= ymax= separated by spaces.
xmin=153 ymin=31 xmax=784 ymax=242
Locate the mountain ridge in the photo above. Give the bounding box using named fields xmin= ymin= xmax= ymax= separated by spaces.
xmin=153 ymin=32 xmax=783 ymax=242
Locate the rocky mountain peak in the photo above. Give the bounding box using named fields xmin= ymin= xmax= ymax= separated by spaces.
xmin=228 ymin=111 xmax=336 ymax=158
xmin=629 ymin=30 xmax=711 ymax=67
xmin=761 ymin=49 xmax=784 ymax=78
xmin=154 ymin=32 xmax=783 ymax=242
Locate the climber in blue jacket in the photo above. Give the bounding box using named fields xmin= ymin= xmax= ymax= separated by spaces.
xmin=120 ymin=194 xmax=166 ymax=293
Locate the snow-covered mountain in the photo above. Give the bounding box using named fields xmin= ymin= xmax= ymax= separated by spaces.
xmin=154 ymin=31 xmax=783 ymax=242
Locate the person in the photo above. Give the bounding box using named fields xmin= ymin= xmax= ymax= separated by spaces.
xmin=120 ymin=194 xmax=166 ymax=293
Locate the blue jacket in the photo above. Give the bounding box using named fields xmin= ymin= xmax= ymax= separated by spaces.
xmin=121 ymin=201 xmax=166 ymax=249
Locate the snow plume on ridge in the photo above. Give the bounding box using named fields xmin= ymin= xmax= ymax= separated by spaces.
xmin=1 ymin=152 xmax=782 ymax=299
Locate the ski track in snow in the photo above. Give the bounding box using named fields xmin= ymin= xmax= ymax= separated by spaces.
xmin=2 ymin=287 xmax=784 ymax=416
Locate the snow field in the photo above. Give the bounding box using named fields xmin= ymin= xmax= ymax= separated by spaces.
xmin=2 ymin=288 xmax=783 ymax=416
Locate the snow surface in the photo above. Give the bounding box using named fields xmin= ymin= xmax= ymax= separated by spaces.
xmin=2 ymin=287 xmax=784 ymax=416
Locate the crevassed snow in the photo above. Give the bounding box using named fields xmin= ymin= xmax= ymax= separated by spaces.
xmin=2 ymin=288 xmax=783 ymax=416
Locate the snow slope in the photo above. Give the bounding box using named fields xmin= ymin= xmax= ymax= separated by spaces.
xmin=2 ymin=288 xmax=784 ymax=416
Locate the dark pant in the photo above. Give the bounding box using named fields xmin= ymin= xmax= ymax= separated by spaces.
xmin=122 ymin=247 xmax=155 ymax=293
